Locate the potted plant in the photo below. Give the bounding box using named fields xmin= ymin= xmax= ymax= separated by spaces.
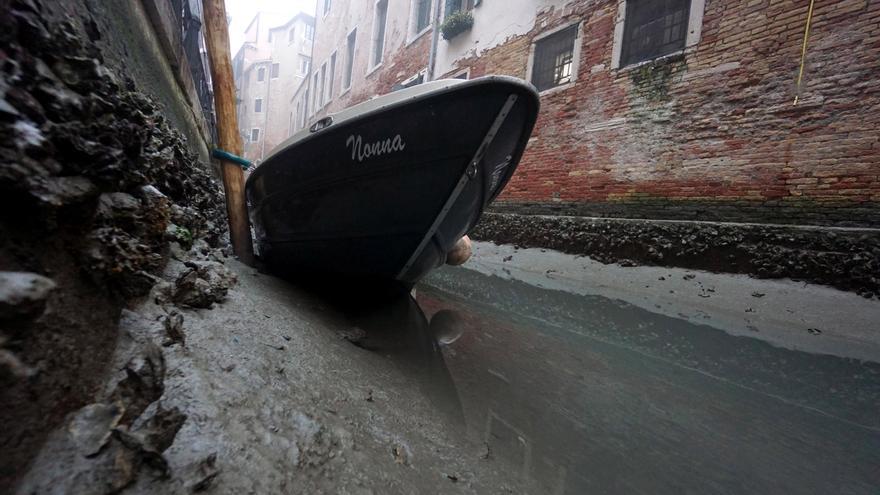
xmin=440 ymin=11 xmax=473 ymax=40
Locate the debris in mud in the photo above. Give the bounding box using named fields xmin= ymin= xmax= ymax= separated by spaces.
xmin=807 ymin=328 xmax=822 ymax=335
xmin=187 ymin=452 xmax=220 ymax=492
xmin=109 ymin=343 xmax=166 ymax=426
xmin=0 ymin=341 xmax=36 ymax=381
xmin=172 ymin=261 xmax=237 ymax=308
xmin=162 ymin=310 xmax=185 ymax=347
xmin=751 ymin=292 xmax=766 ymax=298
xmin=67 ymin=402 xmax=124 ymax=457
xmin=0 ymin=271 xmax=56 ymax=323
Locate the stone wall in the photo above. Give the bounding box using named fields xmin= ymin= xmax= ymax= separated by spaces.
xmin=0 ymin=0 xmax=224 ymax=488
xmin=446 ymin=0 xmax=879 ymax=226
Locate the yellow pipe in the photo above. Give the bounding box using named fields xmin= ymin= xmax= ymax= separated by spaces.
xmin=793 ymin=0 xmax=816 ymax=105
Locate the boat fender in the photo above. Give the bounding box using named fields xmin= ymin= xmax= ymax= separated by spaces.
xmin=446 ymin=235 xmax=472 ymax=266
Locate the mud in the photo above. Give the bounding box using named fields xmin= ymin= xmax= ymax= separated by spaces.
xmin=0 ymin=0 xmax=225 ymax=488
xmin=471 ymin=212 xmax=880 ymax=298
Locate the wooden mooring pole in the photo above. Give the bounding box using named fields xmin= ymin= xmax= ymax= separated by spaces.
xmin=201 ymin=0 xmax=255 ymax=265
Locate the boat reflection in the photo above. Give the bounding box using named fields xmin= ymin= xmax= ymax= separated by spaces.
xmin=301 ymin=278 xmax=467 ymax=428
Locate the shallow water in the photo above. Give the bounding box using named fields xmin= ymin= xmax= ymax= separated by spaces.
xmin=381 ymin=266 xmax=880 ymax=494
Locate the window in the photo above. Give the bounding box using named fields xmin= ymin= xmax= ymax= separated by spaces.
xmin=301 ymin=56 xmax=311 ymax=75
xmin=319 ymin=63 xmax=327 ymax=107
xmin=323 ymin=0 xmax=331 ymax=16
xmin=271 ymin=63 xmax=280 ymax=78
xmin=251 ymin=128 xmax=260 ymax=142
xmin=254 ymin=97 xmax=263 ymax=112
xmin=530 ymin=24 xmax=579 ymax=92
xmin=257 ymin=67 xmax=266 ymax=82
xmin=414 ymin=0 xmax=432 ymax=33
xmin=288 ymin=27 xmax=296 ymax=43
xmin=372 ymin=0 xmax=388 ymax=67
xmin=393 ymin=72 xmax=424 ymax=91
xmin=328 ymin=52 xmax=337 ymax=99
xmin=621 ymin=0 xmax=690 ymax=66
xmin=312 ymin=72 xmax=319 ymax=113
xmin=303 ymin=87 xmax=310 ymax=119
xmin=344 ymin=29 xmax=356 ymax=89
xmin=305 ymin=24 xmax=315 ymax=41
xmin=444 ymin=0 xmax=473 ymax=17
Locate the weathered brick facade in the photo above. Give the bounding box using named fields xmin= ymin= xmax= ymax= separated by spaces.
xmin=313 ymin=0 xmax=880 ymax=227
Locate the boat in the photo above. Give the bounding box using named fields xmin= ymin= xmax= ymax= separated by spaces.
xmin=245 ymin=75 xmax=540 ymax=285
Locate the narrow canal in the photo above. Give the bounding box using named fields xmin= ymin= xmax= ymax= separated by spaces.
xmin=351 ymin=256 xmax=880 ymax=494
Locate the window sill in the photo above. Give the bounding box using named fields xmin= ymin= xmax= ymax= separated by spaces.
xmin=614 ymin=48 xmax=689 ymax=73
xmin=340 ymin=86 xmax=351 ymax=98
xmin=537 ymin=80 xmax=576 ymax=97
xmin=365 ymin=62 xmax=383 ymax=78
xmin=405 ymin=25 xmax=432 ymax=47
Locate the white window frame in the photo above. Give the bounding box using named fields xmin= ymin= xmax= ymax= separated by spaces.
xmin=312 ymin=72 xmax=320 ymax=115
xmin=328 ymin=51 xmax=337 ymax=102
xmin=342 ymin=28 xmax=357 ymax=94
xmin=270 ymin=63 xmax=280 ymax=79
xmin=611 ymin=0 xmax=705 ymax=70
xmin=256 ymin=66 xmax=266 ymax=82
xmin=449 ymin=67 xmax=470 ymax=79
xmin=323 ymin=0 xmax=331 ymax=17
xmin=525 ymin=20 xmax=583 ymax=96
xmin=254 ymin=97 xmax=263 ymax=113
xmin=301 ymin=56 xmax=311 ymax=75
xmin=250 ymin=128 xmax=260 ymax=142
xmin=407 ymin=0 xmax=434 ymax=45
xmin=369 ymin=0 xmax=389 ymax=73
xmin=319 ymin=62 xmax=327 ymax=108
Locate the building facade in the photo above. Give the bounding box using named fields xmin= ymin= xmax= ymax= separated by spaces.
xmin=234 ymin=12 xmax=315 ymax=162
xmin=309 ymin=0 xmax=879 ymax=226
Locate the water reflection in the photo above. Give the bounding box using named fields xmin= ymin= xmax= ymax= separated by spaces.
xmin=415 ymin=267 xmax=880 ymax=495
xmin=303 ymin=279 xmax=467 ymax=428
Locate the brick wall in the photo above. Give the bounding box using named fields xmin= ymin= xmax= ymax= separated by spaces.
xmin=445 ymin=0 xmax=880 ymax=226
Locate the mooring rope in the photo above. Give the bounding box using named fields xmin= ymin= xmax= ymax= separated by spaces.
xmin=212 ymin=149 xmax=252 ymax=170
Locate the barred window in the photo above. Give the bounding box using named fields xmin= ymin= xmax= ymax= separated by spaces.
xmin=622 ymin=0 xmax=690 ymax=66
xmin=531 ymin=24 xmax=578 ymax=92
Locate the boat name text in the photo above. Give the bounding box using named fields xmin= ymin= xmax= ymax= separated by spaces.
xmin=346 ymin=134 xmax=406 ymax=162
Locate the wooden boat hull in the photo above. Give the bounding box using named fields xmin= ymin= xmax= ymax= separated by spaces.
xmin=245 ymin=76 xmax=539 ymax=285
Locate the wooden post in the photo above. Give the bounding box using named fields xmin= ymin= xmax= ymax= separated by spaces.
xmin=201 ymin=0 xmax=255 ymax=265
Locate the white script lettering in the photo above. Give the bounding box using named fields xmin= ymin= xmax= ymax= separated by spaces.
xmin=345 ymin=134 xmax=406 ymax=162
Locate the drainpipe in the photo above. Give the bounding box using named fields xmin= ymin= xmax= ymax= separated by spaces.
xmin=260 ymin=60 xmax=271 ymax=160
xmin=426 ymin=0 xmax=443 ymax=81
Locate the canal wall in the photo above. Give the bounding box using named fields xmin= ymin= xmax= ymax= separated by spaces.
xmin=471 ymin=213 xmax=880 ymax=298
xmin=0 ymin=0 xmax=226 ymax=489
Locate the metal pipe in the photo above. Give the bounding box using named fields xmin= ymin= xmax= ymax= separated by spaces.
xmin=426 ymin=0 xmax=442 ymax=81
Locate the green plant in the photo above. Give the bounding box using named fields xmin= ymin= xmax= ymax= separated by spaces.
xmin=440 ymin=11 xmax=473 ymax=41
xmin=172 ymin=225 xmax=193 ymax=248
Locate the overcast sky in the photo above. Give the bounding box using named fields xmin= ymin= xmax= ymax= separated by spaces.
xmin=225 ymin=0 xmax=317 ymax=54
